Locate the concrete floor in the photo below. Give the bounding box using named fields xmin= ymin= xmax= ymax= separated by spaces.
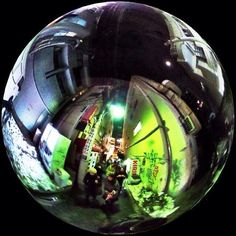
xmin=35 ymin=184 xmax=147 ymax=234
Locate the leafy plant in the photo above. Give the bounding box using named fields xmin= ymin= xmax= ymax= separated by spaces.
xmin=171 ymin=159 xmax=183 ymax=189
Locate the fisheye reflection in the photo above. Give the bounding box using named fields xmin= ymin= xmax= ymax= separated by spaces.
xmin=1 ymin=1 xmax=234 ymax=234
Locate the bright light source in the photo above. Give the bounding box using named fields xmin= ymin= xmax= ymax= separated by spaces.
xmin=165 ymin=60 xmax=172 ymax=67
xmin=109 ymin=104 xmax=125 ymax=119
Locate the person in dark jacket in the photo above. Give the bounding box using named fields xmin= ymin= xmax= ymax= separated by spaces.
xmin=95 ymin=164 xmax=103 ymax=180
xmin=95 ymin=164 xmax=103 ymax=195
xmin=116 ymin=166 xmax=127 ymax=191
xmin=103 ymin=174 xmax=120 ymax=205
xmin=83 ymin=167 xmax=99 ymax=204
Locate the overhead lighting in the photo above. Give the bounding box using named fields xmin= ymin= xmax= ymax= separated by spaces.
xmin=109 ymin=104 xmax=125 ymax=119
xmin=165 ymin=60 xmax=172 ymax=67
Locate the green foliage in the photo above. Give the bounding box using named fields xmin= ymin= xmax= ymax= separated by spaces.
xmin=138 ymin=187 xmax=175 ymax=214
xmin=144 ymin=150 xmax=166 ymax=165
xmin=171 ymin=159 xmax=183 ymax=189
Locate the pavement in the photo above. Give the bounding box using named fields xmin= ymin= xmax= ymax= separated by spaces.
xmin=35 ymin=184 xmax=146 ymax=234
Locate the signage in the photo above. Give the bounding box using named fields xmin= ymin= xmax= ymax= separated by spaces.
xmin=131 ymin=159 xmax=139 ymax=177
xmin=82 ymin=128 xmax=95 ymax=157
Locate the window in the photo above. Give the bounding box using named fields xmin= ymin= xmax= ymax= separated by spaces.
xmin=60 ymin=15 xmax=87 ymax=27
xmin=182 ymin=27 xmax=193 ymax=37
xmin=54 ymin=31 xmax=77 ymax=37
xmin=195 ymin=46 xmax=207 ymax=62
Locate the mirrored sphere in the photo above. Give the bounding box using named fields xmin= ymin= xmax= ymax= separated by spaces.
xmin=1 ymin=2 xmax=234 ymax=234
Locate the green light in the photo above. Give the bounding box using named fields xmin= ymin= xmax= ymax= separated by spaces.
xmin=109 ymin=104 xmax=125 ymax=119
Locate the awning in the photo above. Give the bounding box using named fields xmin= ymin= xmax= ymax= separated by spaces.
xmin=81 ymin=105 xmax=97 ymax=123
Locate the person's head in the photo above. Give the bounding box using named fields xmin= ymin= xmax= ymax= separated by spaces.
xmin=88 ymin=167 xmax=97 ymax=176
xmin=108 ymin=174 xmax=115 ymax=181
xmin=96 ymin=164 xmax=102 ymax=170
xmin=111 ymin=162 xmax=117 ymax=167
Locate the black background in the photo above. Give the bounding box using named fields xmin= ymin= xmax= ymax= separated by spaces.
xmin=0 ymin=0 xmax=235 ymax=235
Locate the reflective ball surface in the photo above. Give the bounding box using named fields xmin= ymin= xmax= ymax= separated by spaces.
xmin=1 ymin=2 xmax=234 ymax=234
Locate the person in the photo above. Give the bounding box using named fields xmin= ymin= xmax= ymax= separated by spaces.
xmin=95 ymin=164 xmax=103 ymax=195
xmin=116 ymin=166 xmax=127 ymax=191
xmin=95 ymin=164 xmax=103 ymax=180
xmin=117 ymin=150 xmax=125 ymax=161
xmin=105 ymin=162 xmax=118 ymax=177
xmin=83 ymin=167 xmax=99 ymax=204
xmin=103 ymin=174 xmax=120 ymax=206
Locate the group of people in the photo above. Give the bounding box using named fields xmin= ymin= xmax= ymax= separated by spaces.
xmin=83 ymin=161 xmax=127 ymax=208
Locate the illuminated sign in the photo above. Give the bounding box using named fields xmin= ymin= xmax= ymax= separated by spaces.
xmin=89 ymin=152 xmax=99 ymax=168
xmin=131 ymin=159 xmax=139 ymax=177
xmin=82 ymin=128 xmax=95 ymax=158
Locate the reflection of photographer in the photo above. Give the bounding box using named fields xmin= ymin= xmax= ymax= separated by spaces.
xmin=103 ymin=174 xmax=120 ymax=205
